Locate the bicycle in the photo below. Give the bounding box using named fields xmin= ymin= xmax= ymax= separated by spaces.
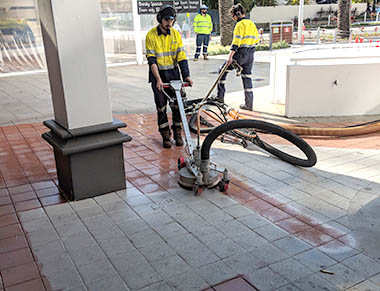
xmin=187 ymin=99 xmax=317 ymax=168
xmin=162 ymin=80 xmax=317 ymax=170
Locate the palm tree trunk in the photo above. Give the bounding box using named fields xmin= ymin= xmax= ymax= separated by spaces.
xmin=337 ymin=0 xmax=351 ymax=39
xmin=219 ymin=0 xmax=235 ymax=46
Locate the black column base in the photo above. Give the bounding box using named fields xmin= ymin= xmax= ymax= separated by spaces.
xmin=42 ymin=119 xmax=132 ymax=201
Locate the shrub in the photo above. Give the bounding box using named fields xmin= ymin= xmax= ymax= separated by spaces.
xmin=207 ymin=41 xmax=290 ymax=55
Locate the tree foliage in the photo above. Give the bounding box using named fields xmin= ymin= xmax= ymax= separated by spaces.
xmin=204 ymin=0 xmax=277 ymax=10
xmin=204 ymin=0 xmax=218 ymax=9
xmin=286 ymin=0 xmax=309 ymax=5
xmin=234 ymin=0 xmax=255 ymax=12
xmin=254 ymin=0 xmax=278 ymax=6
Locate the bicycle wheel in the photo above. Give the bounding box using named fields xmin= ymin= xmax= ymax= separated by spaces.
xmin=201 ymin=119 xmax=317 ymax=167
xmin=189 ymin=101 xmax=226 ymax=134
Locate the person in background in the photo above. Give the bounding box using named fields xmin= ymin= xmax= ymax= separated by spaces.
xmin=216 ymin=3 xmax=259 ymax=111
xmin=173 ymin=22 xmax=182 ymax=35
xmin=145 ymin=5 xmax=193 ymax=148
xmin=182 ymin=20 xmax=190 ymax=39
xmin=193 ymin=4 xmax=213 ymax=61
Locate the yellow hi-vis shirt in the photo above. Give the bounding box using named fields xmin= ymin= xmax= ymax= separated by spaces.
xmin=193 ymin=14 xmax=212 ymax=35
xmin=146 ymin=26 xmax=187 ymax=71
xmin=231 ymin=18 xmax=259 ymax=51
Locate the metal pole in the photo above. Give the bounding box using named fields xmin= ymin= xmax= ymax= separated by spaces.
xmin=377 ymin=12 xmax=379 ymax=22
xmin=333 ymin=28 xmax=337 ymax=43
xmin=348 ymin=29 xmax=352 ymax=43
xmin=297 ymin=0 xmax=304 ymax=43
xmin=316 ymin=27 xmax=320 ymax=44
xmin=269 ymin=22 xmax=273 ymax=50
xmin=132 ymin=0 xmax=143 ymax=64
xmin=364 ymin=12 xmax=367 ymax=22
xmin=328 ymin=14 xmax=331 ymax=26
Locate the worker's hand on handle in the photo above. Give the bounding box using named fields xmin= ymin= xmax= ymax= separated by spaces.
xmin=185 ymin=77 xmax=193 ymax=87
xmin=226 ymin=50 xmax=235 ymax=67
xmin=156 ymin=79 xmax=164 ymax=91
xmin=226 ymin=55 xmax=233 ymax=67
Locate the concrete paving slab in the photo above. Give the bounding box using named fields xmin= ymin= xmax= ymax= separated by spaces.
xmin=85 ymin=275 xmax=129 ymax=291
xmin=195 ymin=261 xmax=238 ymax=286
xmin=247 ymin=267 xmax=289 ymax=291
xmin=0 ymin=59 xmax=270 ymax=126
xmin=2 ymin=57 xmax=380 ymax=290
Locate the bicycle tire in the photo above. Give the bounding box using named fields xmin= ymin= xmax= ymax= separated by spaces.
xmin=201 ymin=119 xmax=317 ymax=167
xmin=189 ymin=114 xmax=217 ymax=134
xmin=189 ymin=101 xmax=226 ymax=134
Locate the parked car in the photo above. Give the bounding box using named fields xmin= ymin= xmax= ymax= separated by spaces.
xmin=0 ymin=19 xmax=35 ymax=45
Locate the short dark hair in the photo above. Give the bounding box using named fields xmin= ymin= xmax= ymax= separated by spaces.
xmin=229 ymin=3 xmax=245 ymax=17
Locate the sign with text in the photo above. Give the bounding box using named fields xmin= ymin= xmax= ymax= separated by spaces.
xmin=137 ymin=0 xmax=200 ymax=15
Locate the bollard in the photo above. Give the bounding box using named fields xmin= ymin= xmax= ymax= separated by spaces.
xmin=301 ymin=25 xmax=305 ymax=44
xmin=333 ymin=28 xmax=337 ymax=43
xmin=269 ymin=22 xmax=273 ymax=50
xmin=316 ymin=27 xmax=320 ymax=44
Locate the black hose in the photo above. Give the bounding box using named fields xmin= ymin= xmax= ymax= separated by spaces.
xmin=200 ymin=119 xmax=317 ymax=167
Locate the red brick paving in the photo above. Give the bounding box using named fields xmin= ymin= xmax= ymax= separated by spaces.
xmin=274 ymin=217 xmax=311 ymax=234
xmin=0 ymin=113 xmax=379 ymax=289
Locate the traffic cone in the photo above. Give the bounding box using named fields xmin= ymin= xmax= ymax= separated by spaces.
xmin=355 ymin=36 xmax=359 ymax=43
xmin=359 ymin=37 xmax=363 ymax=43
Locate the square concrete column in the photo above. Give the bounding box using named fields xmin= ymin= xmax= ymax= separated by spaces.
xmin=37 ymin=0 xmax=131 ymax=200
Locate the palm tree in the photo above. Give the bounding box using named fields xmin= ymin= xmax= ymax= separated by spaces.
xmin=337 ymin=0 xmax=351 ymax=39
xmin=219 ymin=0 xmax=234 ymax=46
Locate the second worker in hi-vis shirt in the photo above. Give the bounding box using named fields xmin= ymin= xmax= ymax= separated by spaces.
xmin=216 ymin=4 xmax=259 ymax=111
xmin=193 ymin=4 xmax=213 ymax=61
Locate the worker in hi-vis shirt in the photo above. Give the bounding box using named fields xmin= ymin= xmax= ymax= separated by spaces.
xmin=145 ymin=5 xmax=193 ymax=148
xmin=216 ymin=4 xmax=259 ymax=111
xmin=193 ymin=4 xmax=213 ymax=61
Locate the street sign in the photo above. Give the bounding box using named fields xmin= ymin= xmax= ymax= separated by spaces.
xmin=137 ymin=0 xmax=199 ymax=15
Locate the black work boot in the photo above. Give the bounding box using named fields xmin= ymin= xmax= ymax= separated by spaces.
xmin=161 ymin=129 xmax=172 ymax=148
xmin=239 ymin=104 xmax=253 ymax=111
xmin=172 ymin=127 xmax=184 ymax=146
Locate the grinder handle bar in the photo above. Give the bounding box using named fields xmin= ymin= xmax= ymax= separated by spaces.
xmin=162 ymin=82 xmax=191 ymax=88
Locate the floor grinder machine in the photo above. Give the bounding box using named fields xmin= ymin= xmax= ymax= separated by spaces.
xmin=162 ymin=80 xmax=230 ymax=196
